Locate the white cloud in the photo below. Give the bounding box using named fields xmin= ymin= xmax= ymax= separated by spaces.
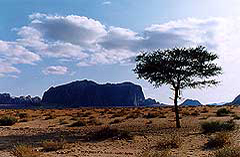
xmin=0 ymin=40 xmax=40 ymax=76
xmin=102 ymin=1 xmax=111 ymax=5
xmin=42 ymin=66 xmax=68 ymax=75
xmin=3 ymin=13 xmax=240 ymax=80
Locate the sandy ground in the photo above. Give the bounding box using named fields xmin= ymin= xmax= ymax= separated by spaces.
xmin=0 ymin=106 xmax=238 ymax=157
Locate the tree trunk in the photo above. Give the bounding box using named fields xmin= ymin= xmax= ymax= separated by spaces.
xmin=174 ymin=87 xmax=181 ymax=128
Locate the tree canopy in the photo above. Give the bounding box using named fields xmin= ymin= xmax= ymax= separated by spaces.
xmin=134 ymin=46 xmax=222 ymax=90
xmin=134 ymin=46 xmax=222 ymax=128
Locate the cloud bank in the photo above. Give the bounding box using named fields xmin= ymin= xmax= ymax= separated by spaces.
xmin=0 ymin=13 xmax=240 ymax=77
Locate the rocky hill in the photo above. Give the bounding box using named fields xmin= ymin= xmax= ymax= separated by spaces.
xmin=180 ymin=99 xmax=202 ymax=106
xmin=0 ymin=93 xmax=41 ymax=105
xmin=42 ymin=80 xmax=145 ymax=107
xmin=230 ymin=94 xmax=240 ymax=105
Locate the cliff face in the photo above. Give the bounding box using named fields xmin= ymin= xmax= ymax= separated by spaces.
xmin=42 ymin=80 xmax=145 ymax=107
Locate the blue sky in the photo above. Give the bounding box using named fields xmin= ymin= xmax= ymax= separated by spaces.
xmin=1 ymin=0 xmax=240 ymax=104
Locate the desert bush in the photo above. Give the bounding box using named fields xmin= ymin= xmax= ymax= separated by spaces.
xmin=44 ymin=114 xmax=56 ymax=120
xmin=191 ymin=110 xmax=200 ymax=116
xmin=216 ymin=108 xmax=231 ymax=116
xmin=59 ymin=119 xmax=68 ymax=125
xmin=182 ymin=110 xmax=190 ymax=116
xmin=145 ymin=120 xmax=152 ymax=125
xmin=85 ymin=126 xmax=132 ymax=142
xmin=140 ymin=150 xmax=170 ymax=157
xmin=42 ymin=140 xmax=64 ymax=152
xmin=201 ymin=107 xmax=209 ymax=113
xmin=204 ymin=132 xmax=231 ymax=149
xmin=17 ymin=113 xmax=28 ymax=119
xmin=0 ymin=116 xmax=17 ymax=126
xmin=69 ymin=120 xmax=86 ymax=127
xmin=155 ymin=134 xmax=182 ymax=150
xmin=143 ymin=112 xmax=159 ymax=119
xmin=109 ymin=119 xmax=123 ymax=124
xmin=87 ymin=118 xmax=102 ymax=126
xmin=110 ymin=111 xmax=126 ymax=118
xmin=11 ymin=144 xmax=40 ymax=157
xmin=233 ymin=114 xmax=240 ymax=120
xmin=213 ymin=146 xmax=240 ymax=157
xmin=19 ymin=119 xmax=28 ymax=123
xmin=80 ymin=112 xmax=92 ymax=117
xmin=201 ymin=120 xmax=235 ymax=133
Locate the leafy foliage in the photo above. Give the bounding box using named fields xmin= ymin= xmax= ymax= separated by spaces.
xmin=134 ymin=46 xmax=222 ymax=89
xmin=134 ymin=46 xmax=222 ymax=128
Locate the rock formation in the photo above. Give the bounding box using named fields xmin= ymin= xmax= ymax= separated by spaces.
xmin=42 ymin=80 xmax=145 ymax=107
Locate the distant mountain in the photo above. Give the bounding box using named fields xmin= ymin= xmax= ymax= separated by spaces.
xmin=180 ymin=99 xmax=202 ymax=106
xmin=206 ymin=102 xmax=226 ymax=106
xmin=42 ymin=80 xmax=145 ymax=107
xmin=140 ymin=98 xmax=160 ymax=106
xmin=229 ymin=94 xmax=240 ymax=105
xmin=0 ymin=93 xmax=41 ymax=105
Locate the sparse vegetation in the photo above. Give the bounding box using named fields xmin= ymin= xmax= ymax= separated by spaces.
xmin=216 ymin=108 xmax=231 ymax=117
xmin=143 ymin=112 xmax=159 ymax=119
xmin=11 ymin=144 xmax=40 ymax=157
xmin=201 ymin=120 xmax=235 ymax=133
xmin=155 ymin=134 xmax=182 ymax=150
xmin=140 ymin=150 xmax=170 ymax=157
xmin=204 ymin=132 xmax=231 ymax=149
xmin=69 ymin=120 xmax=86 ymax=127
xmin=85 ymin=126 xmax=132 ymax=142
xmin=0 ymin=116 xmax=17 ymax=126
xmin=42 ymin=140 xmax=65 ymax=152
xmin=213 ymin=146 xmax=240 ymax=157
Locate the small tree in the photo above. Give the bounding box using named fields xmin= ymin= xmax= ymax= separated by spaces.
xmin=133 ymin=46 xmax=222 ymax=128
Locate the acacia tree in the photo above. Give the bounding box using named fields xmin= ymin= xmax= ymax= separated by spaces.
xmin=133 ymin=46 xmax=222 ymax=128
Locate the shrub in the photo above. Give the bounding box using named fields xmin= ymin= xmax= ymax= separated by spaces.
xmin=69 ymin=120 xmax=86 ymax=127
xmin=216 ymin=108 xmax=231 ymax=116
xmin=201 ymin=108 xmax=209 ymax=113
xmin=87 ymin=118 xmax=102 ymax=126
xmin=44 ymin=114 xmax=56 ymax=120
xmin=201 ymin=121 xmax=235 ymax=133
xmin=109 ymin=119 xmax=122 ymax=124
xmin=191 ymin=110 xmax=200 ymax=116
xmin=204 ymin=132 xmax=231 ymax=149
xmin=85 ymin=126 xmax=132 ymax=142
xmin=143 ymin=112 xmax=159 ymax=119
xmin=233 ymin=114 xmax=240 ymax=120
xmin=140 ymin=150 xmax=170 ymax=157
xmin=155 ymin=134 xmax=182 ymax=150
xmin=17 ymin=113 xmax=28 ymax=119
xmin=126 ymin=113 xmax=140 ymax=119
xmin=214 ymin=146 xmax=240 ymax=157
xmin=42 ymin=140 xmax=64 ymax=152
xmin=11 ymin=144 xmax=40 ymax=157
xmin=19 ymin=119 xmax=28 ymax=123
xmin=59 ymin=119 xmax=68 ymax=125
xmin=0 ymin=116 xmax=17 ymax=126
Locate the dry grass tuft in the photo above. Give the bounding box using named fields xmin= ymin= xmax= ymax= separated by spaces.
xmin=140 ymin=150 xmax=171 ymax=157
xmin=205 ymin=132 xmax=231 ymax=149
xmin=155 ymin=134 xmax=182 ymax=151
xmin=213 ymin=146 xmax=240 ymax=157
xmin=11 ymin=144 xmax=40 ymax=157
xmin=42 ymin=140 xmax=65 ymax=152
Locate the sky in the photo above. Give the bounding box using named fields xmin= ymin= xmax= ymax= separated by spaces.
xmin=1 ymin=0 xmax=240 ymax=104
